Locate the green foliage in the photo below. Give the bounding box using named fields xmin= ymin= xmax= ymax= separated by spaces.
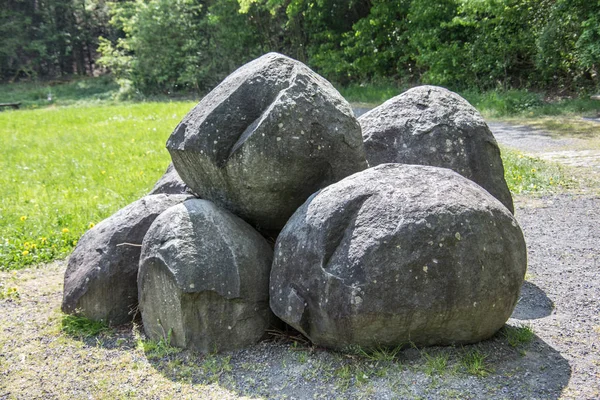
xmin=61 ymin=314 xmax=110 ymax=337
xmin=99 ymin=0 xmax=265 ymax=96
xmin=0 ymin=0 xmax=111 ymax=81
xmin=2 ymin=0 xmax=600 ymax=92
xmin=536 ymin=0 xmax=600 ymax=91
xmin=337 ymin=81 xmax=403 ymax=104
xmin=98 ymin=0 xmax=208 ymax=95
xmin=0 ymin=101 xmax=193 ymax=270
xmin=502 ymin=325 xmax=535 ymax=347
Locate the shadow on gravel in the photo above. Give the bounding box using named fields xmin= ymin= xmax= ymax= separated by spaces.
xmin=138 ymin=328 xmax=572 ymax=399
xmin=511 ymin=281 xmax=554 ymax=320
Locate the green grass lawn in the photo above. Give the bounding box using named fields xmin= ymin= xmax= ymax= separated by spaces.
xmin=0 ymin=102 xmax=195 ymax=270
xmin=0 ymin=78 xmax=579 ymax=270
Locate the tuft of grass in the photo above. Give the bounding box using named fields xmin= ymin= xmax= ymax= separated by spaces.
xmin=61 ymin=314 xmax=109 ymax=338
xmin=460 ymin=349 xmax=491 ymax=377
xmin=333 ymin=363 xmax=370 ymax=391
xmin=201 ymin=354 xmax=232 ymax=382
xmin=423 ymin=352 xmax=450 ymax=376
xmin=137 ymin=333 xmax=181 ymax=359
xmin=502 ymin=325 xmax=535 ymax=348
xmin=345 ymin=344 xmax=403 ymax=362
xmin=501 ymin=148 xmax=575 ymax=194
xmin=0 ymin=102 xmax=195 ymax=270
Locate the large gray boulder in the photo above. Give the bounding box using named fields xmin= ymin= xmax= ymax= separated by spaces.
xmin=148 ymin=163 xmax=189 ymax=195
xmin=166 ymin=52 xmax=367 ymax=231
xmin=270 ymin=164 xmax=527 ymax=350
xmin=62 ymin=194 xmax=193 ymax=325
xmin=138 ymin=199 xmax=275 ymax=353
xmin=359 ymin=85 xmax=514 ymax=213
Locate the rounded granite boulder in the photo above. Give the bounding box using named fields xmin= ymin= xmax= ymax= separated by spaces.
xmin=62 ymin=193 xmax=193 ymax=326
xmin=166 ymin=52 xmax=367 ymax=231
xmin=270 ymin=164 xmax=527 ymax=350
xmin=359 ymin=85 xmax=514 ymax=213
xmin=138 ymin=199 xmax=275 ymax=353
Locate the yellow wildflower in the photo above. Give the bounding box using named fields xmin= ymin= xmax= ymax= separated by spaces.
xmin=40 ymin=237 xmax=47 ymax=244
xmin=20 ymin=216 xmax=27 ymax=221
xmin=31 ymin=243 xmax=36 ymax=249
xmin=23 ymin=242 xmax=30 ymax=249
xmin=72 ymin=240 xmax=77 ymax=246
xmin=22 ymin=250 xmax=29 ymax=256
xmin=88 ymin=222 xmax=95 ymax=229
xmin=101 ymin=170 xmax=106 ymax=175
xmin=62 ymin=228 xmax=69 ymax=233
xmin=531 ymin=168 xmax=536 ymax=173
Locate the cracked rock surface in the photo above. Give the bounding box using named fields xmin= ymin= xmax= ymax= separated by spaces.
xmin=138 ymin=198 xmax=275 ymax=353
xmin=62 ymin=193 xmax=193 ymax=325
xmin=270 ymin=163 xmax=527 ymax=350
xmin=166 ymin=52 xmax=367 ymax=231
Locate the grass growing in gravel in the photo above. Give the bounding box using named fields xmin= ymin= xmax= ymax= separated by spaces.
xmin=461 ymin=349 xmax=491 ymax=377
xmin=61 ymin=314 xmax=110 ymax=338
xmin=0 ymin=102 xmax=194 ymax=270
xmin=502 ymin=325 xmax=535 ymax=348
xmin=423 ymin=352 xmax=450 ymax=376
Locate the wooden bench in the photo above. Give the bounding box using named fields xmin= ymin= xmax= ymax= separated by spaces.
xmin=0 ymin=102 xmax=21 ymax=110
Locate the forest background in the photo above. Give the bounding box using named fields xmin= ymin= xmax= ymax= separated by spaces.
xmin=1 ymin=0 xmax=599 ymax=97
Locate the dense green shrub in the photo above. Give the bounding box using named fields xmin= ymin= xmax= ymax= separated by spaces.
xmin=9 ymin=0 xmax=595 ymax=94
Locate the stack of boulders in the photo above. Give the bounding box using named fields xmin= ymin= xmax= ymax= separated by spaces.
xmin=62 ymin=53 xmax=527 ymax=353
